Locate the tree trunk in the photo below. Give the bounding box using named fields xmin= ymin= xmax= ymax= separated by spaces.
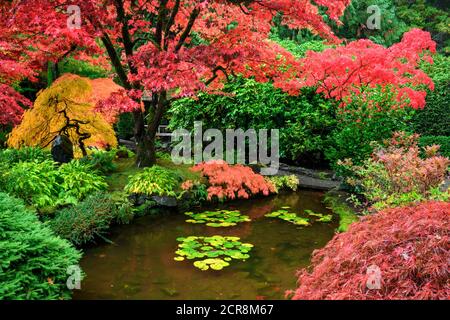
xmin=133 ymin=110 xmax=156 ymax=167
xmin=132 ymin=93 xmax=167 ymax=167
xmin=135 ymin=133 xmax=156 ymax=167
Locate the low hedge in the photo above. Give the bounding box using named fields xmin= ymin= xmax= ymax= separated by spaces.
xmin=0 ymin=192 xmax=82 ymax=300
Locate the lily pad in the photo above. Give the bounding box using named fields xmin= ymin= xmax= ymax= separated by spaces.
xmin=184 ymin=210 xmax=251 ymax=227
xmin=305 ymin=210 xmax=333 ymax=223
xmin=174 ymin=236 xmax=254 ymax=271
xmin=265 ymin=209 xmax=310 ymax=226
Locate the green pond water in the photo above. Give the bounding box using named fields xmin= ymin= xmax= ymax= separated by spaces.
xmin=74 ymin=190 xmax=337 ymax=300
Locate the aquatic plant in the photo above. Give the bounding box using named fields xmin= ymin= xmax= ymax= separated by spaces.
xmin=304 ymin=210 xmax=333 ymax=222
xmin=174 ymin=236 xmax=254 ymax=271
xmin=265 ymin=209 xmax=310 ymax=226
xmin=184 ymin=209 xmax=251 ymax=227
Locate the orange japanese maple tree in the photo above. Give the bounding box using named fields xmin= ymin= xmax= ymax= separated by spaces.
xmin=0 ymin=0 xmax=436 ymax=166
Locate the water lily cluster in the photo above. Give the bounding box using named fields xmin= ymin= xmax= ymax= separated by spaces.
xmin=184 ymin=209 xmax=251 ymax=227
xmin=174 ymin=236 xmax=254 ymax=271
xmin=265 ymin=207 xmax=333 ymax=225
xmin=265 ymin=207 xmax=310 ymax=226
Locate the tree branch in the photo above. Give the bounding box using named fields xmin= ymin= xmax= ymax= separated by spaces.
xmin=101 ymin=33 xmax=132 ymax=90
xmin=175 ymin=7 xmax=200 ymax=52
xmin=164 ymin=0 xmax=181 ymax=50
xmin=114 ymin=0 xmax=137 ymax=74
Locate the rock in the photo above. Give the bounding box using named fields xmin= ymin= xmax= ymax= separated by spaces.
xmin=278 ymin=163 xmax=337 ymax=180
xmin=128 ymin=193 xmax=178 ymax=208
xmin=51 ymin=135 xmax=74 ymax=164
xmin=151 ymin=195 xmax=178 ymax=207
xmin=274 ymin=163 xmax=342 ymax=191
xmin=118 ymin=139 xmax=137 ymax=151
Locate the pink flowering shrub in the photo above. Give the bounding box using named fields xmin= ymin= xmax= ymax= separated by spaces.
xmin=191 ymin=160 xmax=275 ymax=201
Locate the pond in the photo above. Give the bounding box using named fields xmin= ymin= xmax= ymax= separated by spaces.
xmin=74 ymin=190 xmax=337 ymax=300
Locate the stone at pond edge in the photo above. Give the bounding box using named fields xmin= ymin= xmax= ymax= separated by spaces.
xmin=151 ymin=195 xmax=178 ymax=207
xmin=128 ymin=193 xmax=177 ymax=208
xmin=51 ymin=135 xmax=74 ymax=164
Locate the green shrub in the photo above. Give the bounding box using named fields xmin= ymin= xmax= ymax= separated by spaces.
xmin=412 ymin=54 xmax=450 ymax=136
xmin=179 ymin=180 xmax=209 ymax=209
xmin=419 ymin=136 xmax=450 ymax=158
xmin=59 ymin=57 xmax=109 ymax=79
xmin=0 ymin=192 xmax=82 ymax=300
xmin=110 ymin=191 xmax=136 ymax=225
xmin=326 ymin=86 xmax=414 ymax=167
xmin=115 ymin=112 xmax=135 ymax=140
xmin=333 ymin=0 xmax=407 ymax=46
xmin=50 ymin=192 xmax=134 ymax=246
xmin=1 ymin=160 xmax=60 ymax=209
xmin=169 ymin=78 xmax=337 ymax=165
xmin=266 ymin=175 xmax=300 ymax=193
xmin=0 ymin=125 xmax=12 ymax=148
xmin=0 ymin=147 xmax=52 ymax=166
xmin=0 ymin=159 xmax=108 ymax=210
xmin=125 ymin=165 xmax=182 ymax=197
xmin=79 ymin=149 xmax=118 ymax=174
xmin=115 ymin=145 xmax=135 ymax=158
xmin=270 ymin=12 xmax=323 ymax=45
xmin=58 ymin=161 xmax=108 ymax=205
xmin=272 ymin=38 xmax=329 ymax=58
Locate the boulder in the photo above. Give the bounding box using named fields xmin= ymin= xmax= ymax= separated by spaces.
xmin=51 ymin=135 xmax=74 ymax=163
xmin=151 ymin=196 xmax=178 ymax=207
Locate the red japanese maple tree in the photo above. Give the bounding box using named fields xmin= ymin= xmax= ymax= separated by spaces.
xmin=289 ymin=201 xmax=450 ymax=300
xmin=0 ymin=0 xmax=436 ymax=166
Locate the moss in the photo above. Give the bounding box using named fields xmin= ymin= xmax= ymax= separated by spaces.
xmin=324 ymin=193 xmax=359 ymax=233
xmin=105 ymin=157 xmax=141 ymax=192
